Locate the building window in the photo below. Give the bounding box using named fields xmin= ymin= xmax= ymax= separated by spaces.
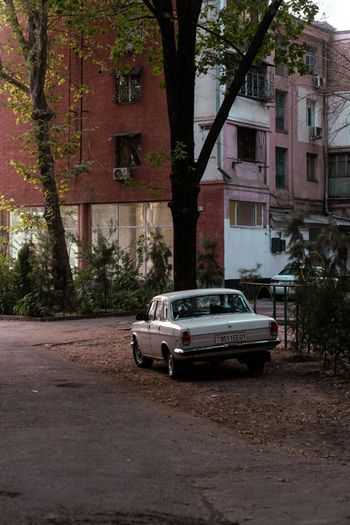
xmin=329 ymin=153 xmax=350 ymax=178
xmin=275 ymin=147 xmax=287 ymax=189
xmin=115 ymin=66 xmax=141 ymax=104
xmin=91 ymin=202 xmax=173 ymax=275
xmin=328 ymin=153 xmax=350 ymax=198
xmin=305 ymin=46 xmax=317 ymax=75
xmin=306 ymin=99 xmax=316 ymax=127
xmin=306 ymin=153 xmax=318 ymax=182
xmin=9 ymin=206 xmax=79 ymax=266
xmin=275 ymin=35 xmax=288 ymax=76
xmin=229 ymin=201 xmax=264 ymax=227
xmin=115 ymin=134 xmax=141 ymax=167
xmin=225 ymin=54 xmax=271 ymax=101
xmin=239 ymin=64 xmax=271 ymax=101
xmin=275 ymin=90 xmax=286 ymax=132
xmin=237 ymin=127 xmax=265 ymax=163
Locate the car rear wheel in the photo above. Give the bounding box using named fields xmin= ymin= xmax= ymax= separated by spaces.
xmin=132 ymin=339 xmax=153 ymax=368
xmin=166 ymin=350 xmax=182 ymax=379
xmin=247 ymin=357 xmax=265 ymax=374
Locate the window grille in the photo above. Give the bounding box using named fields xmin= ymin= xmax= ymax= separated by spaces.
xmin=115 ymin=66 xmax=141 ymax=104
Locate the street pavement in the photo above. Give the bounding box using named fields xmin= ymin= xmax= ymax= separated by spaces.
xmin=1 ymin=317 xmax=350 ymax=525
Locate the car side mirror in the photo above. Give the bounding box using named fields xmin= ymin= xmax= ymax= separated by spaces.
xmin=136 ymin=312 xmax=147 ymax=321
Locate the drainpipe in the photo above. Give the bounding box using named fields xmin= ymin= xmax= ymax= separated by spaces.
xmin=323 ymin=41 xmax=329 ymax=215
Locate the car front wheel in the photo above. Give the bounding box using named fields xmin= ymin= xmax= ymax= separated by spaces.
xmin=132 ymin=339 xmax=153 ymax=368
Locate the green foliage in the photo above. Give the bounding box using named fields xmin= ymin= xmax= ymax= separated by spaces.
xmin=0 ymin=254 xmax=16 ymax=314
xmin=75 ymin=231 xmax=173 ymax=313
xmin=286 ymin=212 xmax=350 ymax=374
xmin=197 ymin=236 xmax=224 ymax=288
xmin=74 ymin=234 xmax=146 ymax=313
xmin=145 ymin=228 xmax=172 ymax=294
xmin=239 ymin=263 xmax=262 ymax=299
xmin=12 ymin=239 xmax=57 ymax=317
xmin=197 ymin=0 xmax=317 ymax=77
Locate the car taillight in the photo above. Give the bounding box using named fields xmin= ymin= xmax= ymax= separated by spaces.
xmin=269 ymin=321 xmax=278 ymax=338
xmin=182 ymin=330 xmax=191 ymax=346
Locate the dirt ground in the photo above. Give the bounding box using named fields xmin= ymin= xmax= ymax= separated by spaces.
xmin=48 ymin=320 xmax=350 ymax=465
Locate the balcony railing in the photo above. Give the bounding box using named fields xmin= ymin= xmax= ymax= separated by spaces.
xmin=328 ymin=177 xmax=350 ymax=198
xmin=239 ymin=69 xmax=273 ymax=102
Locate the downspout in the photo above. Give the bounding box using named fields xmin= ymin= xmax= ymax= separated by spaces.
xmin=79 ymin=31 xmax=84 ymax=164
xmin=323 ymin=41 xmax=329 ymax=215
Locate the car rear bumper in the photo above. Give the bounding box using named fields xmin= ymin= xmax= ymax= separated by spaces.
xmin=173 ymin=338 xmax=280 ymax=361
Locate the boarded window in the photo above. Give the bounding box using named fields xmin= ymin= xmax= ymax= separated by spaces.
xmin=115 ymin=134 xmax=141 ymax=167
xmin=237 ymin=127 xmax=266 ymax=163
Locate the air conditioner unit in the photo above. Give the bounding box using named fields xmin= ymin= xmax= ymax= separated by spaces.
xmin=113 ymin=167 xmax=131 ymax=181
xmin=310 ymin=126 xmax=322 ymax=139
xmin=313 ymin=75 xmax=325 ymax=88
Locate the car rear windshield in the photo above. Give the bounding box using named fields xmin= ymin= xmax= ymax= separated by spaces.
xmin=171 ymin=293 xmax=251 ymax=320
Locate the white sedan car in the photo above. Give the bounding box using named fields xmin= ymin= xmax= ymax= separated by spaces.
xmin=131 ymin=288 xmax=280 ymax=378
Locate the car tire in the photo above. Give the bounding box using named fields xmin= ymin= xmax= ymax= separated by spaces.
xmin=132 ymin=339 xmax=153 ymax=368
xmin=247 ymin=357 xmax=265 ymax=374
xmin=166 ymin=350 xmax=182 ymax=379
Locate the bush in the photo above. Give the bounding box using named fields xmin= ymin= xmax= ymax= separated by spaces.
xmin=74 ymin=235 xmax=147 ymax=313
xmin=0 ymin=254 xmax=16 ymax=314
xmin=197 ymin=236 xmax=223 ymax=288
xmin=286 ymin=211 xmax=350 ymax=374
xmin=145 ymin=228 xmax=172 ymax=294
xmin=12 ymin=240 xmax=56 ymax=317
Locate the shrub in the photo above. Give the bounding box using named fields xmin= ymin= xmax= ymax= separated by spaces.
xmin=0 ymin=254 xmax=16 ymax=314
xmin=145 ymin=228 xmax=172 ymax=294
xmin=197 ymin=236 xmax=223 ymax=288
xmin=286 ymin=211 xmax=350 ymax=374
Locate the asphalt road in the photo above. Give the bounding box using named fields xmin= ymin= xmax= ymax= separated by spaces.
xmin=1 ymin=318 xmax=350 ymax=525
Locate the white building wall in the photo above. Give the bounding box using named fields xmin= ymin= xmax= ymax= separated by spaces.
xmin=224 ymin=221 xmax=270 ymax=280
xmin=328 ymin=93 xmax=350 ymax=147
xmin=228 ymin=95 xmax=270 ymax=129
xmin=194 ymin=71 xmax=221 ymax=181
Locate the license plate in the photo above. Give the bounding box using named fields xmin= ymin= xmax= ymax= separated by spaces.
xmin=215 ymin=332 xmax=247 ymax=344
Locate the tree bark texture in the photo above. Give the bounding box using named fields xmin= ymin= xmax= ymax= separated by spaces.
xmin=27 ymin=3 xmax=73 ymax=309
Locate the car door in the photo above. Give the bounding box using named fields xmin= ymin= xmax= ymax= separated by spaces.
xmin=149 ymin=300 xmax=165 ymax=359
xmin=138 ymin=300 xmax=158 ymax=356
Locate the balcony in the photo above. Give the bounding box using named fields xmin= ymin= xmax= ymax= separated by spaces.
xmin=239 ymin=68 xmax=273 ymax=102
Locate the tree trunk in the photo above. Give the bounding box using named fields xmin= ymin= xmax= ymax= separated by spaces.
xmin=28 ymin=5 xmax=74 ymax=310
xmin=169 ymin=175 xmax=200 ymax=290
xmin=33 ymin=116 xmax=74 ymax=310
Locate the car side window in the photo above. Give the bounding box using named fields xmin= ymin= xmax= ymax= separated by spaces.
xmin=154 ymin=301 xmax=163 ymax=321
xmin=147 ymin=301 xmax=157 ymax=321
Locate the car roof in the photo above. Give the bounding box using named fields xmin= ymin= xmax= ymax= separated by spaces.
xmin=152 ymin=288 xmax=243 ymax=302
